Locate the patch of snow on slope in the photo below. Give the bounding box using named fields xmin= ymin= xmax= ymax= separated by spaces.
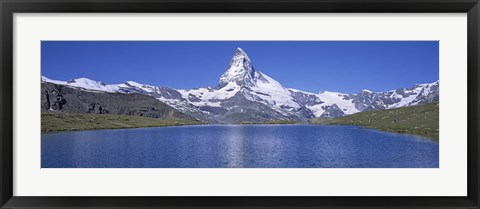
xmin=310 ymin=91 xmax=359 ymax=117
xmin=250 ymin=72 xmax=300 ymax=109
xmin=178 ymin=82 xmax=241 ymax=107
xmin=42 ymin=76 xmax=67 ymax=85
xmin=67 ymin=78 xmax=120 ymax=93
xmin=43 ymin=76 xmax=120 ymax=93
xmin=121 ymin=81 xmax=155 ymax=93
xmin=389 ymin=87 xmax=423 ymax=108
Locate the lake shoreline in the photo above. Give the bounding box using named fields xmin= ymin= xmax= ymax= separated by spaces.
xmin=359 ymin=126 xmax=438 ymax=141
xmin=309 ymin=124 xmax=438 ymax=142
xmin=41 ymin=123 xmax=206 ymax=134
xmin=42 ymin=109 xmax=438 ymax=141
xmin=309 ymin=123 xmax=438 ymax=142
xmin=309 ymin=104 xmax=439 ymax=141
xmin=42 ymin=120 xmax=437 ymax=142
xmin=41 ymin=121 xmax=308 ymax=134
xmin=41 ymin=112 xmax=203 ymax=133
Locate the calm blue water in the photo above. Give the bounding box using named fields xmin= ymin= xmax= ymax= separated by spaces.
xmin=41 ymin=125 xmax=439 ymax=168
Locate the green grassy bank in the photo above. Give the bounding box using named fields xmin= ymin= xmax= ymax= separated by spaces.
xmin=309 ymin=103 xmax=439 ymax=140
xmin=42 ymin=112 xmax=203 ymax=133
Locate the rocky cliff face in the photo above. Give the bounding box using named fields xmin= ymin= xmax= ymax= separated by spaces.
xmin=41 ymin=82 xmax=196 ymax=121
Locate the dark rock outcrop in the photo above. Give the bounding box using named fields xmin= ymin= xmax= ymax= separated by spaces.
xmin=41 ymin=82 xmax=197 ymax=121
xmin=321 ymin=104 xmax=345 ymax=118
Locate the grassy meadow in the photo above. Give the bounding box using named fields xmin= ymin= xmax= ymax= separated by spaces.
xmin=42 ymin=112 xmax=203 ymax=133
xmin=309 ymin=103 xmax=439 ymax=140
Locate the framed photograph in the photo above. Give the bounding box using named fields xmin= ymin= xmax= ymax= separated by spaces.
xmin=1 ymin=0 xmax=479 ymax=208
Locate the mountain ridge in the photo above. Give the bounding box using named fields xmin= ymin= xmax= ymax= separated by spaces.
xmin=42 ymin=48 xmax=439 ymax=123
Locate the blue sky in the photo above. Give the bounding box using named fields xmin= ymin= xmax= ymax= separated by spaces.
xmin=41 ymin=41 xmax=438 ymax=93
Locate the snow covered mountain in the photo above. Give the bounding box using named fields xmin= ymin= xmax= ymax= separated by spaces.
xmin=41 ymin=48 xmax=439 ymax=123
xmin=288 ymin=81 xmax=439 ymax=118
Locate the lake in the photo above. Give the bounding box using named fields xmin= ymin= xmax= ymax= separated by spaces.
xmin=41 ymin=125 xmax=439 ymax=168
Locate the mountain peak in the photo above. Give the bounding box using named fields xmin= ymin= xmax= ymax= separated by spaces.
xmin=231 ymin=47 xmax=252 ymax=67
xmin=218 ymin=48 xmax=256 ymax=88
xmin=235 ymin=47 xmax=248 ymax=56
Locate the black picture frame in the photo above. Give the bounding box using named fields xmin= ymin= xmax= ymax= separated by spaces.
xmin=1 ymin=0 xmax=479 ymax=208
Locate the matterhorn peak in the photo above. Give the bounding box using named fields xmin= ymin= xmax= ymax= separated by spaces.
xmin=234 ymin=47 xmax=249 ymax=58
xmin=218 ymin=48 xmax=257 ymax=88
